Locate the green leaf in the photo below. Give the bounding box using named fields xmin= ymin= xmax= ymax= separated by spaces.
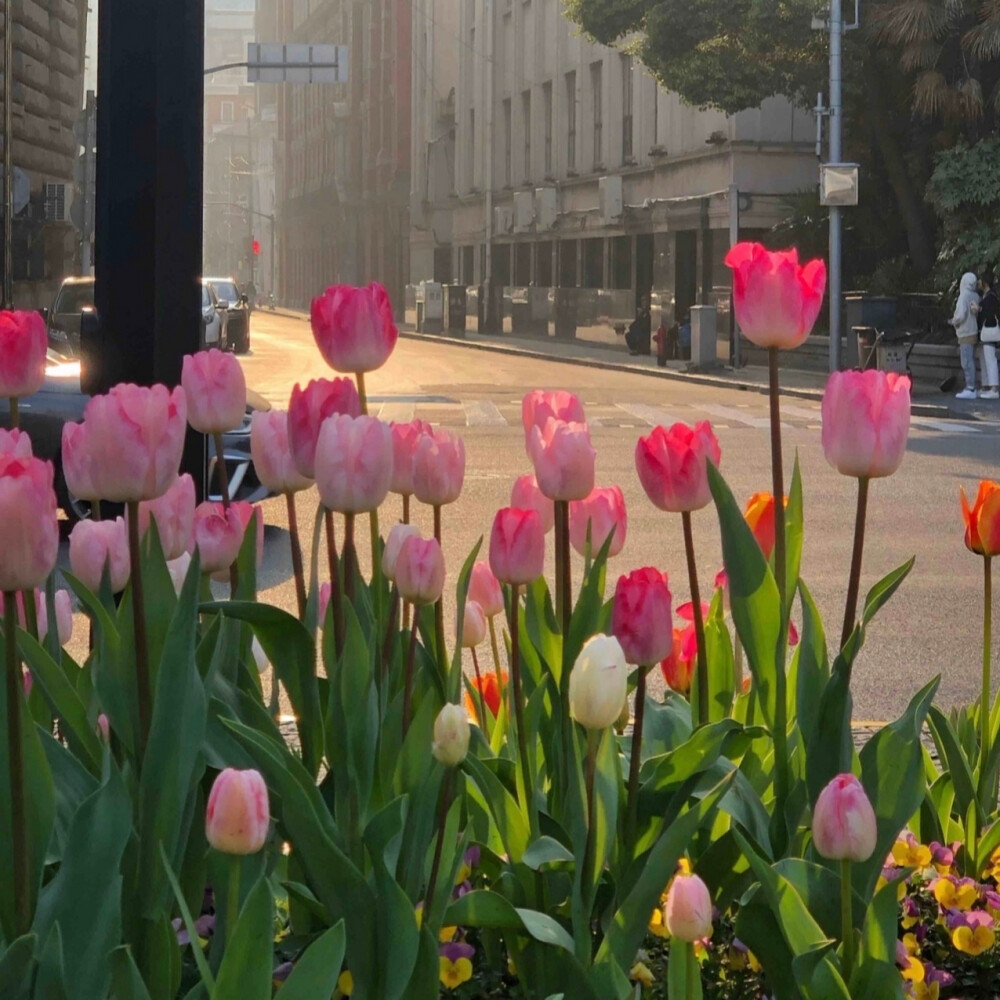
xmin=639 ymin=720 xmax=743 ymax=793
xmin=793 ymin=949 xmax=852 ymax=1000
xmin=214 ymin=875 xmax=274 ymax=1000
xmin=522 ymin=836 xmax=574 ymax=870
xmin=161 ymin=845 xmax=216 ymax=993
xmin=109 ymin=947 xmax=154 ymax=1000
xmin=806 ymin=656 xmax=854 ymax=807
xmin=784 ymin=455 xmax=804 ymax=618
xmin=462 ymin=754 xmax=530 ymax=862
xmin=275 ymin=922 xmax=346 ymax=999
xmin=795 ymin=581 xmax=829 ymax=743
xmin=861 ymin=558 xmax=915 ymax=626
xmin=927 ymin=706 xmax=977 ymax=825
xmin=444 ymin=890 xmax=576 ymax=954
xmin=0 ymin=934 xmax=36 ymax=1000
xmin=703 ymin=592 xmax=735 ymax=722
xmin=34 ymin=923 xmax=68 ymax=1000
xmin=449 ymin=539 xmax=483 ymax=702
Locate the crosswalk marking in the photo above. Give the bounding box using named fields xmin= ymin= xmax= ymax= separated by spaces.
xmin=615 ymin=402 xmax=682 ymax=426
xmin=379 ymin=402 xmax=415 ymax=423
xmin=463 ymin=400 xmax=507 ymax=426
xmin=781 ymin=404 xmax=824 ymax=421
xmin=696 ymin=403 xmax=790 ymax=429
xmin=911 ymin=416 xmax=983 ymax=435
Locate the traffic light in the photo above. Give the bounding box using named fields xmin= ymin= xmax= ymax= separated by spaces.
xmin=252 ymin=238 xmax=261 ymax=256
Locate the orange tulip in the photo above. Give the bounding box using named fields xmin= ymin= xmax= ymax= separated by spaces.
xmin=466 ymin=670 xmax=508 ymax=722
xmin=961 ymin=481 xmax=1000 ymax=556
xmin=660 ymin=627 xmax=696 ymax=695
xmin=743 ymin=492 xmax=788 ymax=559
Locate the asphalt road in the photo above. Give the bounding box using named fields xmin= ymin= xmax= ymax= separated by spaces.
xmin=151 ymin=311 xmax=1000 ymax=723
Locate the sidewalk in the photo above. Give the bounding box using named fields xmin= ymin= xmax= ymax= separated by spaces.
xmin=267 ymin=307 xmax=996 ymax=423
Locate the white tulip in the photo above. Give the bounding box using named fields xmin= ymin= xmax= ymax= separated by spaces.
xmin=569 ymin=634 xmax=628 ymax=730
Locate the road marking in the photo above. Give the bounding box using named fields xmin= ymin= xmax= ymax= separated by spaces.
xmin=378 ymin=402 xmax=415 ymax=423
xmin=696 ymin=403 xmax=790 ymax=429
xmin=911 ymin=416 xmax=983 ymax=435
xmin=464 ymin=400 xmax=507 ymax=426
xmin=615 ymin=402 xmax=682 ymax=426
xmin=782 ymin=404 xmax=823 ymax=421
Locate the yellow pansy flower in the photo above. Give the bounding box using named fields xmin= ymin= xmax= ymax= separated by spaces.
xmin=933 ymin=878 xmax=978 ymax=910
xmin=439 ymin=956 xmax=473 ymax=990
xmin=439 ymin=925 xmax=458 ymax=943
xmin=892 ymin=839 xmax=932 ymax=869
xmin=337 ymin=970 xmax=354 ymax=996
xmin=629 ymin=961 xmax=655 ymax=988
xmin=952 ymin=923 xmax=996 ymax=956
xmin=908 ymin=981 xmax=939 ymax=1000
xmin=902 ymin=932 xmax=920 ymax=956
xmin=648 ymin=905 xmax=669 ymax=939
xmin=900 ymin=954 xmax=924 ymax=983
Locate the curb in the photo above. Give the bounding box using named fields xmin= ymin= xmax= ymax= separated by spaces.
xmin=399 ymin=330 xmax=972 ymax=422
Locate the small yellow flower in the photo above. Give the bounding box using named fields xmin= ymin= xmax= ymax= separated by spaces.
xmin=933 ymin=878 xmax=978 ymax=911
xmin=908 ymin=981 xmax=940 ymax=1000
xmin=439 ymin=925 xmax=458 ymax=943
xmin=414 ymin=902 xmax=424 ymax=929
xmin=747 ymin=950 xmax=761 ymax=973
xmin=900 ymin=954 xmax=924 ymax=983
xmin=337 ymin=970 xmax=354 ymax=996
xmin=648 ymin=905 xmax=669 ymax=939
xmin=629 ymin=961 xmax=655 ymax=988
xmin=439 ymin=956 xmax=473 ymax=990
xmin=903 ymin=932 xmax=920 ymax=956
xmin=951 ymin=924 xmax=996 ymax=956
xmin=892 ymin=840 xmax=932 ymax=869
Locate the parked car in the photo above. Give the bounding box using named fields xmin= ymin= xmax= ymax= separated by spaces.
xmin=205 ymin=277 xmax=251 ymax=354
xmin=0 ymin=352 xmax=271 ymax=522
xmin=202 ymin=280 xmax=229 ymax=350
xmin=42 ymin=276 xmax=95 ymax=357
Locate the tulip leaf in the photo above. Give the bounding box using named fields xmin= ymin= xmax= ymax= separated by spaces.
xmin=445 ymin=890 xmax=576 ymax=954
xmin=449 ymin=539 xmax=482 ymax=703
xmin=522 ymin=836 xmax=574 ymax=870
xmin=214 ymin=875 xmax=274 ymax=1000
xmin=274 ymin=922 xmax=346 ymax=1000
xmin=34 ymin=923 xmax=68 ymax=1000
xmin=927 ymin=706 xmax=977 ymax=827
xmin=793 ymin=949 xmax=852 ymax=1000
xmin=462 ymin=753 xmax=530 ymax=863
xmin=783 ymin=455 xmax=804 ymax=617
xmin=805 ymin=655 xmax=854 ymax=808
xmin=667 ymin=941 xmax=703 ymax=1000
xmin=707 ymin=463 xmax=781 ymax=733
xmin=0 ymin=933 xmax=36 ymax=1000
xmin=795 ymin=581 xmax=829 ymax=748
xmin=861 ymin=557 xmax=915 ymax=626
xmin=109 ymin=946 xmax=154 ymax=1000
xmin=565 ymin=533 xmax=614 ymax=686
xmin=639 ymin=720 xmax=742 ymax=793
xmin=702 ymin=591 xmax=735 ymax=722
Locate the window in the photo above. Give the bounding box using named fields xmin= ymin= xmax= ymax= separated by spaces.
xmin=221 ymin=101 xmax=234 ymax=123
xmin=583 ymin=238 xmax=604 ymax=288
xmin=543 ymin=81 xmax=553 ymax=175
xmin=522 ymin=90 xmax=532 ymax=181
xmin=621 ymin=55 xmax=634 ymax=164
xmin=565 ymin=71 xmax=576 ymax=172
xmin=591 ymin=61 xmax=603 ymax=169
xmin=559 ymin=240 xmax=578 ymax=286
xmin=503 ymin=99 xmax=512 ymax=186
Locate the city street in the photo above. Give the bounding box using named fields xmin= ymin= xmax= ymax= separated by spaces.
xmin=235 ymin=310 xmax=1000 ymax=724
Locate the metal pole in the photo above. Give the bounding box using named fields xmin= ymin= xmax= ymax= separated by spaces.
xmin=3 ymin=0 xmax=13 ymax=307
xmin=828 ymin=0 xmax=843 ymax=373
xmin=729 ymin=183 xmax=741 ymax=368
xmin=484 ymin=0 xmax=494 ymax=328
xmin=270 ymin=212 xmax=275 ymax=297
xmin=81 ymin=91 xmax=95 ymax=276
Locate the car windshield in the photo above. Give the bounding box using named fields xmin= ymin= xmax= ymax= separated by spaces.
xmin=211 ymin=281 xmax=239 ymax=302
xmin=202 ymin=285 xmax=211 ymax=307
xmin=53 ymin=283 xmax=95 ymax=315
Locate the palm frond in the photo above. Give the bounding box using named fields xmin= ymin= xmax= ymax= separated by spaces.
xmin=900 ymin=38 xmax=943 ymax=67
xmin=869 ymin=0 xmax=949 ymax=44
xmin=962 ymin=19 xmax=1000 ymax=57
xmin=912 ymin=69 xmax=951 ymax=114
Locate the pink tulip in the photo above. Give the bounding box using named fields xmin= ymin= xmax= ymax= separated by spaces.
xmin=181 ymin=349 xmax=247 ymax=434
xmin=383 ymin=523 xmax=421 ymax=582
xmin=0 ymin=455 xmax=59 ymax=591
xmin=489 ymin=507 xmax=545 ymax=586
xmin=0 ymin=309 xmax=47 ymax=398
xmin=69 ymin=517 xmax=130 ymax=593
xmin=389 ymin=419 xmax=433 ymax=497
xmin=635 ymin=422 xmax=721 ymax=513
xmin=510 ymin=473 xmax=555 ymax=533
xmin=68 ymin=384 xmax=187 ymax=502
xmin=318 ymin=581 xmax=332 ymax=623
xmin=314 ymin=414 xmax=393 ymax=514
xmin=528 ymin=419 xmax=596 ymax=502
xmin=310 ymin=282 xmax=398 ymax=374
xmin=412 ymin=427 xmax=465 ymax=506
xmin=521 ymin=390 xmax=586 ymax=450
xmin=36 ymin=589 xmax=74 ymax=646
xmin=569 ymin=486 xmax=627 ymax=557
xmin=205 ymin=767 xmax=270 ymax=855
xmin=287 ymin=377 xmax=361 ymax=479
xmin=725 ymin=242 xmax=826 ymax=350
xmin=612 ymin=567 xmax=673 ymax=666
xmin=167 ymin=552 xmax=192 ymax=595
xmin=251 ymin=409 xmax=312 ymax=494
xmin=60 ymin=421 xmax=99 ymax=501
xmin=461 ymin=600 xmax=487 ymax=648
xmin=394 ymin=535 xmax=446 ymax=606
xmin=664 ymin=874 xmax=714 ymax=942
xmin=192 ymin=501 xmax=245 ymax=575
xmin=812 ymin=773 xmax=878 ymax=862
xmin=229 ymin=501 xmax=264 ymax=566
xmin=134 ymin=473 xmax=196 ymax=562
xmin=821 ymin=370 xmax=911 ymax=479
xmin=0 ymin=428 xmax=32 ymax=458
xmin=468 ymin=560 xmax=504 ymax=617
xmin=96 ymin=713 xmax=110 ymax=743
xmin=23 ymin=669 xmax=31 ymax=698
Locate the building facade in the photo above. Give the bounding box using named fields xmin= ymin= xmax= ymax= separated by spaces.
xmin=272 ymin=0 xmax=411 ymax=313
xmin=409 ymin=0 xmax=817 ymax=346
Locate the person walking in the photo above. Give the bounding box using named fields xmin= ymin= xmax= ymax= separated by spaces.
xmin=624 ymin=295 xmax=652 ymax=356
xmin=978 ymin=274 xmax=1000 ymax=399
xmin=949 ymin=271 xmax=981 ymax=399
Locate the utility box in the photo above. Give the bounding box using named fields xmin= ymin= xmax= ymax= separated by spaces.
xmin=416 ymin=282 xmax=443 ymax=333
xmin=690 ymin=305 xmax=718 ymax=368
xmin=443 ymin=285 xmax=467 ymax=336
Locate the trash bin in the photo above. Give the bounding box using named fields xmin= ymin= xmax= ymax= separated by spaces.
xmin=854 ymin=326 xmax=877 ymax=370
xmin=443 ymin=285 xmax=467 ymax=337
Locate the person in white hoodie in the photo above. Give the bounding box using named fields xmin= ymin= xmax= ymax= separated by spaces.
xmin=949 ymin=271 xmax=981 ymax=399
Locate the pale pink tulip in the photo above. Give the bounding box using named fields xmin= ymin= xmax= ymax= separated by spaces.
xmin=192 ymin=502 xmax=245 ymax=576
xmin=181 ymin=349 xmax=247 ymax=434
xmin=69 ymin=517 xmax=130 ymax=593
xmin=287 ymin=377 xmax=361 ymax=479
xmin=489 ymin=507 xmax=545 ymax=586
xmin=812 ymin=773 xmax=877 ymax=862
xmin=60 ymin=421 xmax=98 ymax=501
xmin=135 ymin=473 xmax=196 ymax=561
xmin=510 ymin=473 xmax=555 ymax=533
xmin=635 ymin=422 xmax=721 ymax=513
xmin=167 ymin=552 xmax=192 ymax=595
xmin=96 ymin=714 xmax=110 ymax=743
xmin=0 ymin=428 xmax=32 ymax=458
xmin=612 ymin=567 xmax=673 ymax=666
xmin=383 ymin=523 xmax=421 ymax=582
xmin=521 ymin=390 xmax=586 ymax=450
xmin=311 ymin=282 xmax=398 ymax=374
xmin=412 ymin=428 xmax=465 ymax=506
xmin=318 ymin=581 xmax=332 ymax=623
xmin=664 ymin=874 xmax=713 ymax=942
xmin=569 ymin=485 xmax=627 ymax=557
xmin=461 ymin=600 xmax=487 ymax=648
xmin=821 ymin=370 xmax=911 ymax=479
xmin=0 ymin=455 xmax=59 ymax=590
xmin=229 ymin=501 xmax=264 ymax=566
xmin=314 ymin=414 xmax=393 ymax=514
xmin=251 ymin=409 xmax=312 ymax=494
xmin=0 ymin=310 xmax=47 ymax=398
xmin=395 ymin=535 xmax=446 ymax=606
xmin=528 ymin=419 xmax=596 ymax=502
xmin=468 ymin=560 xmax=504 ymax=617
xmin=205 ymin=768 xmax=270 ymax=855
xmin=389 ymin=419 xmax=433 ymax=497
xmin=36 ymin=589 xmax=74 ymax=646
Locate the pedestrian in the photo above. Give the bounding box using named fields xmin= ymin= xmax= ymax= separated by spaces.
xmin=978 ymin=273 xmax=1000 ymax=400
xmin=625 ymin=295 xmax=652 ymax=356
xmin=653 ymin=318 xmax=669 ymax=367
xmin=949 ymin=271 xmax=981 ymax=399
xmin=677 ymin=310 xmax=692 ymax=361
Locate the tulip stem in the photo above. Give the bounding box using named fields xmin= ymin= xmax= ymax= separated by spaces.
xmin=401 ymin=622 xmax=420 ymax=738
xmin=212 ymin=432 xmax=231 ymax=510
xmin=4 ymin=592 xmax=29 ymax=936
xmin=488 ymin=614 xmax=502 ymax=673
xmin=840 ymin=476 xmax=869 ymax=650
xmin=127 ymin=502 xmax=152 ymax=765
xmin=625 ymin=666 xmax=648 ymax=853
xmin=285 ymin=492 xmax=306 ymax=618
xmin=324 ymin=508 xmax=344 ymax=656
xmin=224 ymin=854 xmax=241 ymax=951
xmin=840 ymin=858 xmax=854 ymax=980
xmin=402 ymin=493 xmax=410 ymax=525
xmin=433 ymin=505 xmax=447 ymax=680
xmin=343 ymin=513 xmax=356 ymax=603
xmin=424 ymin=768 xmax=454 ymax=928
xmin=555 ymin=500 xmax=571 ymax=639
xmin=471 ymin=646 xmax=487 ymax=729
xmin=982 ymin=556 xmax=993 ymax=766
xmin=354 ymin=371 xmax=382 ymax=578
xmin=509 ymin=585 xmax=535 ymax=834
xmin=381 ymin=584 xmax=399 ymax=683
xmin=681 ymin=511 xmax=709 ymax=727
xmin=579 ymin=725 xmax=600 ymax=963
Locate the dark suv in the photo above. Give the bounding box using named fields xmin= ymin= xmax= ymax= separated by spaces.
xmin=43 ymin=276 xmax=95 ymax=357
xmin=205 ymin=277 xmax=251 ymax=354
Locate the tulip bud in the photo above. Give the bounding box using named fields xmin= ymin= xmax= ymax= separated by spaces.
xmin=205 ymin=768 xmax=270 ymax=855
xmin=192 ymin=502 xmax=245 ymax=576
xmin=167 ymin=552 xmax=192 ymax=595
xmin=412 ymin=428 xmax=466 ymax=506
xmin=96 ymin=713 xmax=110 ymax=743
xmin=182 ymin=349 xmax=247 ymax=434
xmin=635 ymin=421 xmax=721 ymax=513
xmin=569 ymin=486 xmax=627 ymax=558
xmin=664 ymin=873 xmax=713 ymax=942
xmin=251 ymin=409 xmax=313 ymax=494
xmin=510 ymin=472 xmax=555 ymax=534
xmin=432 ymin=703 xmax=470 ymax=766
xmin=0 ymin=309 xmax=47 ymax=398
xmin=961 ymin=480 xmax=1000 ymax=557
xmin=135 ymin=473 xmax=197 ymax=562
xmin=36 ymin=589 xmax=74 ymax=647
xmin=389 ymin=419 xmax=433 ymax=497
xmin=382 ymin=523 xmax=421 ymax=582
xmin=0 ymin=454 xmax=59 ymax=591
xmin=318 ymin=581 xmax=332 ymax=624
xmin=311 ymin=282 xmax=399 ymax=374
xmin=461 ymin=601 xmax=487 ymax=648
xmin=287 ymin=377 xmax=361 ymax=479
xmin=521 ymin=390 xmax=586 ymax=451
xmin=569 ymin=634 xmax=628 ymax=730
xmin=489 ymin=507 xmax=544 ymax=586
xmin=467 ymin=560 xmax=504 ymax=618
xmin=612 ymin=567 xmax=673 ymax=666
xmin=69 ymin=517 xmax=130 ymax=593
xmin=395 ymin=535 xmax=446 ymax=606
xmin=314 ymin=414 xmax=394 ymax=514
xmin=528 ymin=418 xmax=596 ymax=501
xmin=812 ymin=773 xmax=877 ymax=862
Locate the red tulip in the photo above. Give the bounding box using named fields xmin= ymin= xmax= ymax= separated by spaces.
xmin=489 ymin=507 xmax=545 ymax=586
xmin=311 ymin=282 xmax=398 ymax=374
xmin=135 ymin=473 xmax=196 ymax=562
xmin=181 ymin=349 xmax=247 ymax=434
xmin=522 ymin=390 xmax=585 ymax=450
xmin=569 ymin=485 xmax=627 ymax=557
xmin=812 ymin=773 xmax=877 ymax=862
xmin=510 ymin=472 xmax=555 ymax=533
xmin=660 ymin=627 xmax=696 ymax=694
xmin=528 ymin=419 xmax=596 ymax=502
xmin=961 ymin=481 xmax=1000 ymax=557
xmin=412 ymin=427 xmax=465 ymax=506
xmin=822 ymin=370 xmax=910 ymax=479
xmin=0 ymin=309 xmax=47 ymax=399
xmin=192 ymin=501 xmax=245 ymax=575
xmin=465 ymin=669 xmax=507 ymax=721
xmin=612 ymin=567 xmax=673 ymax=666
xmin=251 ymin=409 xmax=312 ymax=494
xmin=395 ymin=535 xmax=446 ymax=606
xmin=205 ymin=768 xmax=270 ymax=855
xmin=389 ymin=419 xmax=432 ymax=497
xmin=0 ymin=454 xmax=59 ymax=590
xmin=287 ymin=377 xmax=361 ymax=479
xmin=69 ymin=517 xmax=130 ymax=593
xmin=724 ymin=242 xmax=826 ymax=350
xmin=314 ymin=414 xmax=393 ymax=513
xmin=467 ymin=560 xmax=504 ymax=617
xmin=635 ymin=421 xmax=721 ymax=513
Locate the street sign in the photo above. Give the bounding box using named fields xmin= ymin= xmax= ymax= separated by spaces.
xmin=820 ymin=163 xmax=859 ymax=207
xmin=246 ymin=43 xmax=348 ymax=84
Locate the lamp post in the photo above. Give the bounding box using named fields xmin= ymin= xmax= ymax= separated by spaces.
xmin=3 ymin=0 xmax=13 ymax=307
